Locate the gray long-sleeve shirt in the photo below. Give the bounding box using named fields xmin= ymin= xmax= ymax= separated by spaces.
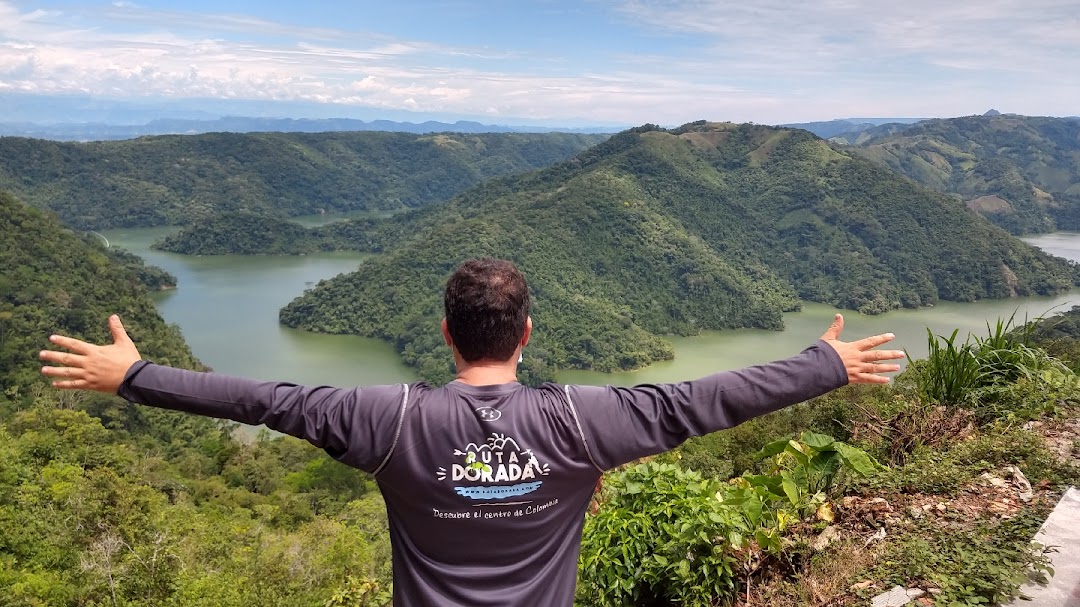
xmin=117 ymin=340 xmax=846 ymax=606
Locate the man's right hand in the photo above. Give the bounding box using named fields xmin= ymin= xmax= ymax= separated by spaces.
xmin=40 ymin=315 xmax=142 ymax=393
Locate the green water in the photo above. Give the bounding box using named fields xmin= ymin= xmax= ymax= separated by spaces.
xmin=102 ymin=228 xmax=1080 ymax=388
xmin=102 ymin=227 xmax=417 ymax=387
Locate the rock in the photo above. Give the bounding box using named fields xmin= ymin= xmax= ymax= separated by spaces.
xmin=909 ymin=506 xmax=924 ymax=520
xmin=1004 ymin=466 xmax=1033 ymax=502
xmin=871 ymin=585 xmax=926 ymax=607
xmin=864 ymin=527 xmax=887 ymax=547
xmin=851 ymin=580 xmax=875 ymax=591
xmin=812 ymin=525 xmax=841 ymax=551
xmin=935 ymin=502 xmax=947 ymax=512
xmin=981 ymin=472 xmax=1009 ymax=488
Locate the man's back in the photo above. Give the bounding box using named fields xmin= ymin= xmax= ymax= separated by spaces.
xmin=378 ymin=382 xmax=600 ymax=606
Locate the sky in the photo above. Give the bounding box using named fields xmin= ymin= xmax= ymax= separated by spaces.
xmin=1 ymin=0 xmax=1078 ymax=126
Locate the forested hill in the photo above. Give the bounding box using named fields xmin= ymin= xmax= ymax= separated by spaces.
xmin=153 ymin=211 xmax=324 ymax=255
xmin=0 ymin=131 xmax=607 ymax=229
xmin=279 ymin=122 xmax=1079 ymax=383
xmin=0 ymin=190 xmax=401 ymax=604
xmin=0 ymin=190 xmax=202 ymax=419
xmin=851 ymin=115 xmax=1080 ymax=234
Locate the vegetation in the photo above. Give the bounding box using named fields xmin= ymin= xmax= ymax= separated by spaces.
xmin=576 ymin=311 xmax=1080 ymax=606
xmin=0 ymin=131 xmax=607 ymax=229
xmin=6 ymin=113 xmax=1080 ymax=605
xmin=281 ymin=122 xmax=1078 ymax=382
xmin=851 ymin=115 xmax=1080 ymax=234
xmin=153 ymin=212 xmax=324 ymax=255
xmin=4 ymin=183 xmax=1080 ymax=605
xmin=0 ymin=191 xmax=393 ymax=606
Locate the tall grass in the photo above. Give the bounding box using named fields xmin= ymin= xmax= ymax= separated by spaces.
xmin=913 ymin=312 xmax=1071 ymax=408
xmin=915 ymin=328 xmax=980 ymax=405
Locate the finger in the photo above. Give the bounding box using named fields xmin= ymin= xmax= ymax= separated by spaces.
xmin=109 ymin=315 xmax=132 ymax=345
xmin=852 ymin=332 xmax=895 ymax=350
xmin=48 ymin=334 xmax=93 ymax=355
xmin=851 ymin=373 xmax=891 ymax=385
xmin=861 ymin=349 xmax=907 ymax=362
xmin=39 ymin=350 xmax=88 ymax=366
xmin=820 ymin=314 xmax=844 ymax=341
xmin=861 ymin=363 xmax=901 ymax=374
xmin=41 ymin=365 xmax=86 ymax=379
xmin=53 ymin=379 xmax=90 ymax=390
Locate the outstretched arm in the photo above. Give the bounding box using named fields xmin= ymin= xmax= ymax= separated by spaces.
xmin=40 ymin=316 xmax=406 ymax=472
xmin=569 ymin=314 xmax=905 ymax=470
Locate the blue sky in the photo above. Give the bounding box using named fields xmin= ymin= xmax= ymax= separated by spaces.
xmin=1 ymin=0 xmax=1078 ymax=125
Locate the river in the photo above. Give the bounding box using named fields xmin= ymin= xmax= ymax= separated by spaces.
xmin=101 ymin=228 xmax=1080 ymax=388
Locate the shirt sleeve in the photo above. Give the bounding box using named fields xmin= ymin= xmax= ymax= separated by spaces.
xmin=568 ymin=340 xmax=848 ymax=470
xmin=116 ymin=361 xmax=407 ymax=473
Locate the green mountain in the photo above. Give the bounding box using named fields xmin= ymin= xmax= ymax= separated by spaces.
xmin=153 ymin=211 xmax=324 ymax=255
xmin=0 ymin=131 xmax=607 ymax=229
xmin=0 ymin=191 xmax=203 ymax=421
xmin=851 ymin=115 xmax=1080 ymax=234
xmin=0 ymin=190 xmax=397 ymax=605
xmin=279 ymin=122 xmax=1078 ymax=383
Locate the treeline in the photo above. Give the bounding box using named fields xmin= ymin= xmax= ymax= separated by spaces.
xmin=0 ymin=192 xmax=392 ymax=606
xmin=853 ymin=115 xmax=1080 ymax=234
xmin=153 ymin=212 xmax=325 ymax=255
xmin=278 ymin=122 xmax=1079 ymax=380
xmin=151 ymin=209 xmax=432 ymax=256
xmin=0 ymin=131 xmax=607 ymax=229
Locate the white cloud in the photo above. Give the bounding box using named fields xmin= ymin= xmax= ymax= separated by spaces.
xmin=0 ymin=0 xmax=1077 ymax=124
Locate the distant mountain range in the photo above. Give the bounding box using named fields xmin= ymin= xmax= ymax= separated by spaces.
xmin=778 ymin=117 xmax=926 ymax=139
xmin=0 ymin=131 xmax=607 ymax=229
xmin=0 ymin=117 xmax=616 ymax=141
xmin=849 ymin=115 xmax=1080 ymax=234
xmin=0 ymin=115 xmax=923 ymax=142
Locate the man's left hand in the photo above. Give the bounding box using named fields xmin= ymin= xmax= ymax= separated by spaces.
xmin=819 ymin=314 xmax=904 ymax=384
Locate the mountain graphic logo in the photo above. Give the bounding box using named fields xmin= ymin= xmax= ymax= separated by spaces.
xmin=436 ymin=433 xmax=550 ymax=499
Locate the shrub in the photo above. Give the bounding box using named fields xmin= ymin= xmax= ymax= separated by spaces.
xmin=578 ymin=463 xmax=741 ymax=607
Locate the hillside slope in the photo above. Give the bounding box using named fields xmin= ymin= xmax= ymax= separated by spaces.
xmin=280 ymin=123 xmax=1078 ymax=382
xmin=0 ymin=190 xmax=206 ymax=430
xmin=853 ymin=115 xmax=1080 ymax=234
xmin=0 ymin=131 xmax=606 ymax=229
xmin=0 ymin=190 xmax=399 ymax=606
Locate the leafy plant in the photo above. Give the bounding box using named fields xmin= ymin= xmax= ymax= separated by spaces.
xmin=912 ymin=328 xmax=981 ymax=405
xmin=721 ymin=432 xmax=884 ymax=554
xmin=578 ymin=462 xmax=741 ymax=607
xmin=325 ymin=577 xmax=392 ymax=607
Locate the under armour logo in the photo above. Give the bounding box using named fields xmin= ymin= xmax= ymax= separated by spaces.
xmin=475 ymin=407 xmax=502 ymax=422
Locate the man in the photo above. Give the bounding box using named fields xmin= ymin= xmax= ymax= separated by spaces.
xmin=40 ymin=257 xmax=903 ymax=607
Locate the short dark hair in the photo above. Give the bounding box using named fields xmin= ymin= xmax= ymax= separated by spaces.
xmin=444 ymin=258 xmax=530 ymax=362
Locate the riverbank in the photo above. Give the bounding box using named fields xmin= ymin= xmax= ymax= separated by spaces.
xmin=102 ymin=228 xmax=1080 ymax=388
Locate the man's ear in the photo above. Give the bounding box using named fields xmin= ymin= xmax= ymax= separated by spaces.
xmin=441 ymin=318 xmax=452 ymax=347
xmin=521 ymin=316 xmax=532 ymax=348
